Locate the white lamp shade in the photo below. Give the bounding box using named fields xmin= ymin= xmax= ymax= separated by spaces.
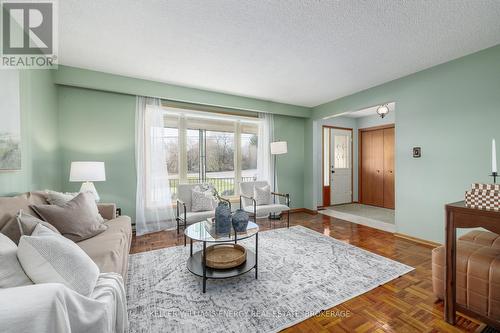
xmin=69 ymin=162 xmax=106 ymax=182
xmin=270 ymin=141 xmax=288 ymax=155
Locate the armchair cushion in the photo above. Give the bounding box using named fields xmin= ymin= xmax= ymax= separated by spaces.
xmin=240 ymin=181 xmax=269 ymax=207
xmin=243 ymin=204 xmax=290 ymax=217
xmin=185 ymin=211 xmax=215 ymax=224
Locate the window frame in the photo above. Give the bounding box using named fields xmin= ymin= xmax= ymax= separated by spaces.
xmin=163 ymin=107 xmax=259 ymax=198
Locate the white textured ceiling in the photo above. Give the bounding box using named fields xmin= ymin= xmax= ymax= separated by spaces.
xmin=59 ymin=1 xmax=500 ymax=107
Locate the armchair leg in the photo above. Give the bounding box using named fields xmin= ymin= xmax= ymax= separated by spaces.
xmin=184 ymin=219 xmax=187 ymax=246
xmin=176 ymin=218 xmax=179 ymax=234
xmin=287 ymin=210 xmax=290 ymax=228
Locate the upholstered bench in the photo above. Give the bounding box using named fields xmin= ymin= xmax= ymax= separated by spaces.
xmin=432 ymin=230 xmax=500 ymax=321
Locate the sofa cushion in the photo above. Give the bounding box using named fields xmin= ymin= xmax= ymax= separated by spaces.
xmin=77 ymin=216 xmax=132 ymax=280
xmin=31 ymin=192 xmax=108 ymax=242
xmin=17 ymin=224 xmax=100 ymax=297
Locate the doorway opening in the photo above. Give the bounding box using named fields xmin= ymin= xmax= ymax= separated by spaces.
xmin=317 ymin=103 xmax=396 ymax=232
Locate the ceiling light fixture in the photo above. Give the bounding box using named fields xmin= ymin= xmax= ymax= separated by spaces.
xmin=376 ymin=104 xmax=390 ymax=118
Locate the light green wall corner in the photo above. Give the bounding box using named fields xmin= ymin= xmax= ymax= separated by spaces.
xmin=0 ymin=69 xmax=60 ymax=195
xmin=307 ymin=44 xmax=500 ymax=243
xmin=58 ymin=86 xmax=137 ymax=218
xmin=274 ymin=115 xmax=305 ymax=208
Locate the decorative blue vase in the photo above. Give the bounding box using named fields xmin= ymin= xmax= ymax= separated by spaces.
xmin=232 ymin=209 xmax=249 ymax=232
xmin=215 ymin=201 xmax=232 ymax=234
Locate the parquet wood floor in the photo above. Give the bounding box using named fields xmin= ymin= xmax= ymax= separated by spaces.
xmin=130 ymin=212 xmax=485 ymax=333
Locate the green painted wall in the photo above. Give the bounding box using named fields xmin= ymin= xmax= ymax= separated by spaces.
xmin=0 ymin=70 xmax=60 ymax=195
xmin=274 ymin=115 xmax=305 ymax=208
xmin=57 ymin=87 xmax=306 ymax=219
xmin=54 ymin=66 xmax=312 ymax=118
xmin=307 ymin=44 xmax=500 ymax=243
xmin=58 ymin=86 xmax=137 ymax=218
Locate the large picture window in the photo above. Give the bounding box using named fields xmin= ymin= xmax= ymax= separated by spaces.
xmin=163 ymin=107 xmax=259 ymax=199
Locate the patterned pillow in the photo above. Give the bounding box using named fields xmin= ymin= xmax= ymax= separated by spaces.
xmin=191 ymin=187 xmax=215 ymax=212
xmin=17 ymin=224 xmax=100 ymax=297
xmin=254 ymin=185 xmax=271 ymax=206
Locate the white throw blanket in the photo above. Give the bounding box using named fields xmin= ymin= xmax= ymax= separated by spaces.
xmin=0 ymin=273 xmax=128 ymax=333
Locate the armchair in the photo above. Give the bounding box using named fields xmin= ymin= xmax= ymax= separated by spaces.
xmin=176 ymin=183 xmax=230 ymax=244
xmin=239 ymin=181 xmax=291 ymax=228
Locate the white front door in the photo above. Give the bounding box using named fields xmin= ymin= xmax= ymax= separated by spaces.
xmin=330 ymin=129 xmax=352 ymax=205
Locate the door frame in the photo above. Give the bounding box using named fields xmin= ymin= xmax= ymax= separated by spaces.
xmin=321 ymin=125 xmax=354 ymax=207
xmin=358 ymin=123 xmax=395 ymax=207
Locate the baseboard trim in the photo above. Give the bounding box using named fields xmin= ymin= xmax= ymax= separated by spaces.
xmin=290 ymin=208 xmax=318 ymax=215
xmin=394 ymin=233 xmax=441 ymax=248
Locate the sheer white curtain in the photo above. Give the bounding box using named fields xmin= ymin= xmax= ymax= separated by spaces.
xmin=135 ymin=96 xmax=175 ymax=236
xmin=257 ymin=112 xmax=274 ymax=186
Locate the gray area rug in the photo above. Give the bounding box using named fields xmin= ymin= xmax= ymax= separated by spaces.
xmin=127 ymin=226 xmax=413 ymax=333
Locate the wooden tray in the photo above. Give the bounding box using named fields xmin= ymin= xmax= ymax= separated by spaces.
xmin=205 ymin=244 xmax=247 ymax=269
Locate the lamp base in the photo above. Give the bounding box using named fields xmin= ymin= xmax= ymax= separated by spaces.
xmin=491 ymin=172 xmax=498 ymax=184
xmin=80 ymin=181 xmax=100 ymax=202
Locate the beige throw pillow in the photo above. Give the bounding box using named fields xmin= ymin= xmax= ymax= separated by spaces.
xmin=16 ymin=210 xmax=61 ymax=236
xmin=44 ymin=190 xmax=104 ymax=222
xmin=31 ymin=192 xmax=107 ymax=242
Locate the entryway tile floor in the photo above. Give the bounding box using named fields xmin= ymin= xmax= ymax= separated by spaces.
xmin=319 ymin=203 xmax=395 ymax=232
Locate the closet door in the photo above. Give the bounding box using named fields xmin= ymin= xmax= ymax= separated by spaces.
xmin=383 ymin=127 xmax=395 ymax=209
xmin=361 ymin=129 xmax=384 ymax=206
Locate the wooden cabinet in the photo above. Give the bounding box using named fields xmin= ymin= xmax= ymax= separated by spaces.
xmin=360 ymin=126 xmax=395 ymax=209
xmin=383 ymin=127 xmax=395 ymax=209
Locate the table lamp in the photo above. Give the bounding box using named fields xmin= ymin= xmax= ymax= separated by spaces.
xmin=69 ymin=161 xmax=106 ymax=202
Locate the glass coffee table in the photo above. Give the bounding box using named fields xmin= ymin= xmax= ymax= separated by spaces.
xmin=184 ymin=221 xmax=259 ymax=293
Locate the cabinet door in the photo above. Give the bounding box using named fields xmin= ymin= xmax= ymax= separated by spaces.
xmin=383 ymin=127 xmax=395 ymax=209
xmin=361 ymin=129 xmax=384 ymax=206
